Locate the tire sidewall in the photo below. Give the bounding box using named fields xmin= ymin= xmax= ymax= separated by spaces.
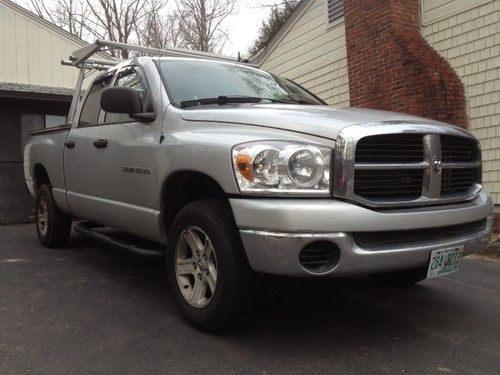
xmin=166 ymin=201 xmax=243 ymax=328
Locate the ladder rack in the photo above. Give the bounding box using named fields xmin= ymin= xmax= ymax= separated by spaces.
xmin=67 ymin=39 xmax=250 ymax=68
xmin=63 ymin=39 xmax=252 ymax=124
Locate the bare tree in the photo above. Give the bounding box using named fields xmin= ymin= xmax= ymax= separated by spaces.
xmin=28 ymin=0 xmax=236 ymax=57
xmin=136 ymin=0 xmax=184 ymax=50
xmin=31 ymin=0 xmax=156 ymax=58
xmin=175 ymin=0 xmax=236 ymax=53
xmin=81 ymin=0 xmax=154 ymax=58
xmin=29 ymin=0 xmax=89 ymax=38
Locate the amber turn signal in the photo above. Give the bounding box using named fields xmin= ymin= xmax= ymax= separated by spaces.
xmin=235 ymin=153 xmax=253 ymax=181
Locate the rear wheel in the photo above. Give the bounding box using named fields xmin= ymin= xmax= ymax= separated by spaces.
xmin=166 ymin=199 xmax=259 ymax=332
xmin=370 ymin=266 xmax=427 ymax=285
xmin=35 ymin=184 xmax=72 ymax=247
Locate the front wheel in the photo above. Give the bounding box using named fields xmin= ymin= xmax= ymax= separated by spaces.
xmin=166 ymin=199 xmax=259 ymax=332
xmin=35 ymin=184 xmax=72 ymax=248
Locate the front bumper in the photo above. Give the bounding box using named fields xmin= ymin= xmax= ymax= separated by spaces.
xmin=230 ymin=191 xmax=493 ymax=276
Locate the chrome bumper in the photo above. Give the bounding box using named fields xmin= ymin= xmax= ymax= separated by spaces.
xmin=229 ymin=191 xmax=493 ymax=277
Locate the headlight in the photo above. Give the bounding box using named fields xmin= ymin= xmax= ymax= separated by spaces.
xmin=232 ymin=141 xmax=331 ymax=195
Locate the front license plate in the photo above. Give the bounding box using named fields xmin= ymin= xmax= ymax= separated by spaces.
xmin=426 ymin=247 xmax=463 ymax=279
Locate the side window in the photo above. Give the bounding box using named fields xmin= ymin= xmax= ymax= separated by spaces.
xmin=103 ymin=67 xmax=148 ymax=124
xmin=78 ymin=75 xmax=113 ymax=126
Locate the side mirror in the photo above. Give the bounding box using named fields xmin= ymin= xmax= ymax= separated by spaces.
xmin=101 ymin=87 xmax=143 ymax=114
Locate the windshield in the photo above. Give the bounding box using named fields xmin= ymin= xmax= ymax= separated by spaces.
xmin=158 ymin=59 xmax=325 ymax=107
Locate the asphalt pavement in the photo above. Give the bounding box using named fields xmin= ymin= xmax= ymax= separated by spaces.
xmin=1 ymin=224 xmax=499 ymax=374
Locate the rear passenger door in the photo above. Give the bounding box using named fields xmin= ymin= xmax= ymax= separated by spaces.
xmin=65 ymin=66 xmax=162 ymax=240
xmin=64 ymin=72 xmax=114 ymax=206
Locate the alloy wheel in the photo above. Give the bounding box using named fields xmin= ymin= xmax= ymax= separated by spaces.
xmin=175 ymin=226 xmax=218 ymax=308
xmin=37 ymin=198 xmax=48 ymax=236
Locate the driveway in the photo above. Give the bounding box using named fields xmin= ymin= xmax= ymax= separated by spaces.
xmin=1 ymin=224 xmax=499 ymax=374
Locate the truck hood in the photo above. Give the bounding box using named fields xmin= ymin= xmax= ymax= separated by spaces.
xmin=180 ymin=104 xmax=448 ymax=140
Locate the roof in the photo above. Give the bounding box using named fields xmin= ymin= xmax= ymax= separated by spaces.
xmin=0 ymin=82 xmax=73 ymax=100
xmin=250 ymin=0 xmax=313 ymax=66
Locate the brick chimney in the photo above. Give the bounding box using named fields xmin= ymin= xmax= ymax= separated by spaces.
xmin=343 ymin=0 xmax=468 ymax=128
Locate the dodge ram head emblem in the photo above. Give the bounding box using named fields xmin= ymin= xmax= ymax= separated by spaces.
xmin=432 ymin=160 xmax=442 ymax=175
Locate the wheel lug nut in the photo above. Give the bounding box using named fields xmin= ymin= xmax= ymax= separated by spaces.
xmin=197 ymin=273 xmax=202 ymax=280
xmin=203 ymin=254 xmax=207 ymax=260
xmin=193 ymin=263 xmax=197 ymax=269
xmin=204 ymin=269 xmax=209 ymax=276
xmin=196 ymin=251 xmax=200 ymax=257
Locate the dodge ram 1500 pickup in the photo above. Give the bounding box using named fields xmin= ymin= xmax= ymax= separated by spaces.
xmin=24 ymin=40 xmax=493 ymax=331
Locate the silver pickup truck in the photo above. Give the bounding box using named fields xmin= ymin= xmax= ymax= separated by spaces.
xmin=24 ymin=41 xmax=492 ymax=331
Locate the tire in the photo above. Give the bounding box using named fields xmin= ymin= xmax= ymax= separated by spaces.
xmin=369 ymin=266 xmax=428 ymax=286
xmin=35 ymin=184 xmax=72 ymax=248
xmin=166 ymin=199 xmax=259 ymax=332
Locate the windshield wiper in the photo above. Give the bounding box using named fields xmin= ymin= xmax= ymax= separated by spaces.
xmin=268 ymin=98 xmax=310 ymax=105
xmin=179 ymin=95 xmax=311 ymax=108
xmin=180 ymin=96 xmax=262 ymax=108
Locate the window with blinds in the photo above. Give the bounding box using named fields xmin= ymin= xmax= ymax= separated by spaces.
xmin=327 ymin=0 xmax=344 ymax=23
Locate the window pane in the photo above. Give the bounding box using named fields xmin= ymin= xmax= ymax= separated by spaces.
xmin=118 ymin=70 xmax=145 ymax=97
xmin=104 ymin=68 xmax=146 ymax=124
xmin=45 ymin=115 xmax=67 ymax=128
xmin=78 ymin=75 xmax=113 ymax=126
xmin=158 ymin=60 xmax=323 ymax=106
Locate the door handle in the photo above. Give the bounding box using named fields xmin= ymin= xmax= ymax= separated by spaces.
xmin=93 ymin=139 xmax=108 ymax=148
xmin=65 ymin=140 xmax=75 ymax=149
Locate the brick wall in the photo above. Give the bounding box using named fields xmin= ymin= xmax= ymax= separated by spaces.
xmin=421 ymin=0 xmax=500 ymax=203
xmin=343 ymin=0 xmax=468 ymax=128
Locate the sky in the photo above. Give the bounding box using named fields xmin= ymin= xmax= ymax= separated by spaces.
xmin=16 ymin=0 xmax=282 ymax=57
xmin=223 ymin=0 xmax=280 ymax=56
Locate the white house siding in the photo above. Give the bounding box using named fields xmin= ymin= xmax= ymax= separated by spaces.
xmin=422 ymin=0 xmax=500 ymax=203
xmin=0 ymin=0 xmax=91 ymax=89
xmin=259 ymin=0 xmax=350 ymax=107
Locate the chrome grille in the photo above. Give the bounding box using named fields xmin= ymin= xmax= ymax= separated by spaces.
xmin=355 ymin=134 xmax=424 ymax=163
xmin=441 ymin=135 xmax=480 ymax=162
xmin=441 ymin=168 xmax=480 ymax=196
xmin=354 ymin=169 xmax=423 ymax=199
xmin=333 ymin=122 xmax=482 ymax=207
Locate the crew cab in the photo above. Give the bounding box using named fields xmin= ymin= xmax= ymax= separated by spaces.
xmin=24 ymin=41 xmax=493 ymax=331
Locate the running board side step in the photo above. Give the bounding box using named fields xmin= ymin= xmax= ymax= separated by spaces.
xmin=74 ymin=221 xmax=165 ymax=258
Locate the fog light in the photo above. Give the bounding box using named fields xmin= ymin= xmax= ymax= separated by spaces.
xmin=299 ymin=241 xmax=340 ymax=273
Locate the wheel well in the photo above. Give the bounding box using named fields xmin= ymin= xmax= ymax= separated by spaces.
xmin=34 ymin=164 xmax=50 ymax=190
xmin=162 ymin=171 xmax=227 ymax=235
